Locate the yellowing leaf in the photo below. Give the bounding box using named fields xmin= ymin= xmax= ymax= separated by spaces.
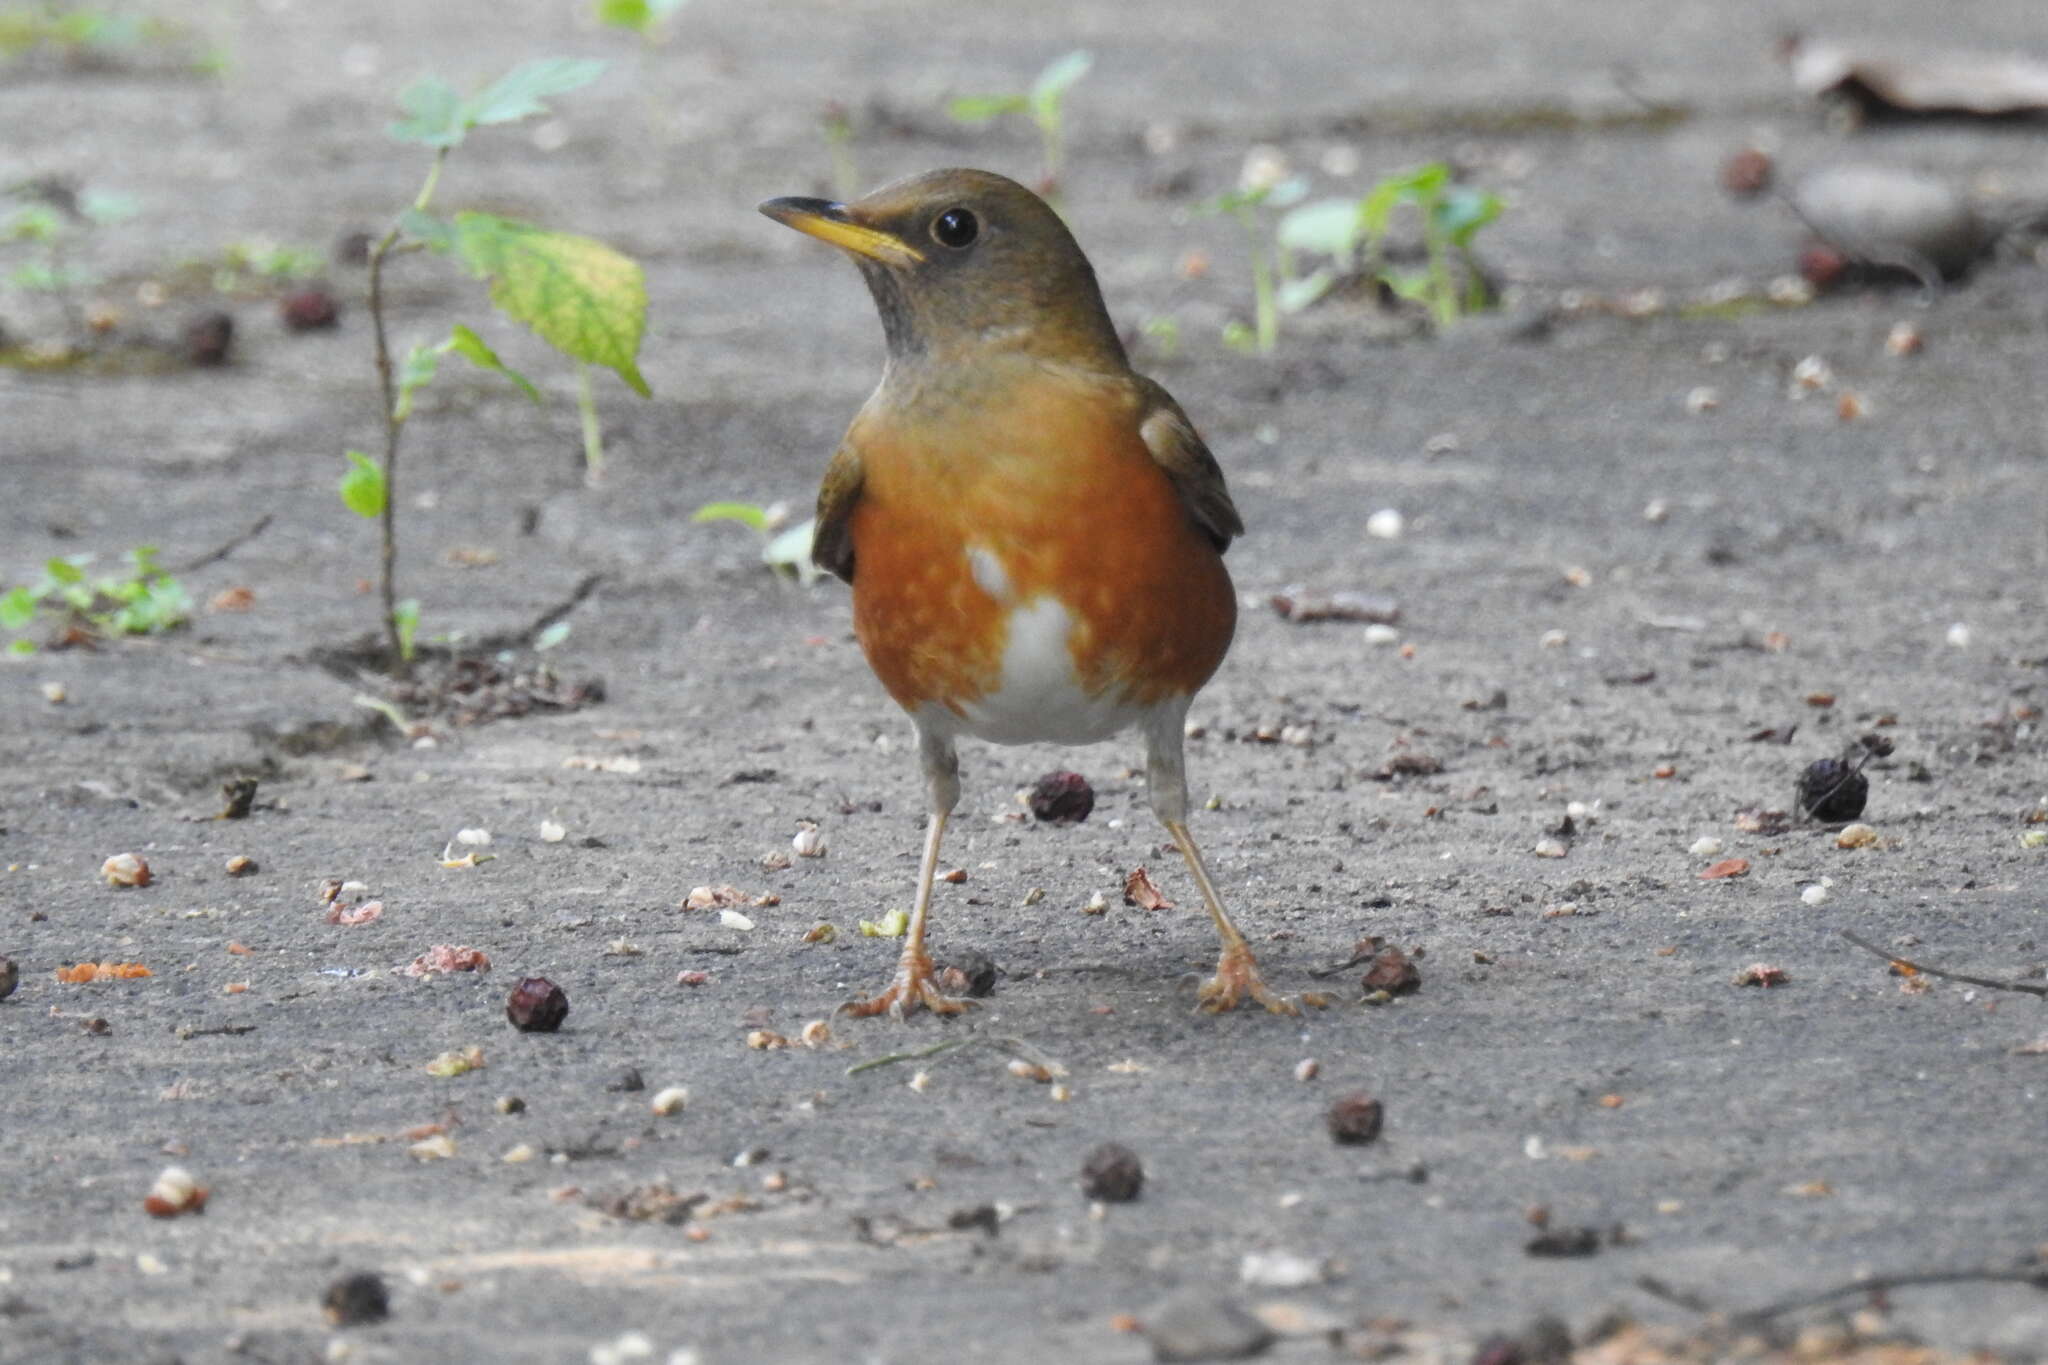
xmin=452 ymin=213 xmax=649 ymax=397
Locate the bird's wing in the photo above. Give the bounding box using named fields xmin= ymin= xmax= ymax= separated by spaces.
xmin=1133 ymin=376 xmax=1244 ymax=552
xmin=812 ymin=441 xmax=864 ymax=583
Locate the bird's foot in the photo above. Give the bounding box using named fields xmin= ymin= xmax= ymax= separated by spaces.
xmin=1196 ymin=942 xmax=1299 ymax=1016
xmin=839 ymin=951 xmax=976 ymax=1020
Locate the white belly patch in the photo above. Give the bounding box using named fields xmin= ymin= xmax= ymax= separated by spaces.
xmin=940 ymin=544 xmax=1146 ymax=746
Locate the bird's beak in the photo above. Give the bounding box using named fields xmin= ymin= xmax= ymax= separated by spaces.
xmin=759 ymin=196 xmax=925 ymax=268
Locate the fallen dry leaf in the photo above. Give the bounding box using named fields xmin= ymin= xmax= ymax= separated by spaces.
xmin=1123 ymin=866 xmax=1173 ymax=911
xmin=327 ymin=900 xmax=384 ymax=926
xmin=403 ymin=945 xmax=492 ymax=977
xmin=1699 ymin=858 xmax=1752 ymax=880
xmin=1734 ymin=962 xmax=1790 ymax=987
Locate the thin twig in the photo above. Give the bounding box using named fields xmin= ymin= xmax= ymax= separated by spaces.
xmin=1732 ymin=1267 xmax=2048 ymax=1325
xmin=167 ymin=514 xmax=273 ymax=576
xmin=1840 ymin=930 xmax=2048 ymax=999
xmin=1633 ymin=1275 xmax=1716 ymax=1314
xmin=478 ymin=572 xmax=605 ymax=651
xmin=1640 ymin=1264 xmax=2048 ymax=1325
xmin=845 ymin=1038 xmax=970 ymax=1076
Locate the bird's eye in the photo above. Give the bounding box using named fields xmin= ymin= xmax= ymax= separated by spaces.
xmin=930 ymin=207 xmax=979 ymax=249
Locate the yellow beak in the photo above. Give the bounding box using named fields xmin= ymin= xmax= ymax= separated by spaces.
xmin=759 ymin=196 xmax=925 ymax=268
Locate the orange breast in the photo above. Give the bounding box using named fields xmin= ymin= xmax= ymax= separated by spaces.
xmin=843 ymin=370 xmax=1235 ymax=724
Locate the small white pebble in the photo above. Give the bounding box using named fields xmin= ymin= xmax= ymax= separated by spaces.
xmin=1689 ymin=837 xmax=1724 ymax=858
xmin=1293 ymin=1058 xmax=1319 ymax=1082
xmin=1684 ymin=386 xmax=1720 ymax=414
xmin=1642 ymin=499 xmax=1670 ymax=523
xmin=1946 ymin=622 xmax=1971 ymax=648
xmin=455 ymin=828 xmax=491 ymax=846
xmin=1365 ymin=508 xmax=1405 ymax=540
xmin=1800 ymin=884 xmax=1829 ymax=906
xmin=1533 ymin=838 xmax=1569 ymax=859
xmin=907 ymin=1069 xmax=931 ymax=1094
xmin=1082 ymin=890 xmax=1108 ymax=914
xmin=1049 ymin=1082 xmax=1072 ymax=1102
xmin=1524 ymin=1135 xmax=1548 ymax=1160
xmin=1539 ymin=629 xmax=1568 ymax=649
xmin=502 ymin=1143 xmax=536 ymax=1163
xmin=650 ymin=1086 xmax=689 ymax=1116
xmin=717 ymin=909 xmax=754 ymax=931
xmin=1363 ymin=623 xmax=1400 ymax=646
xmin=539 ymin=819 xmax=567 ymax=843
xmin=136 ymin=1252 xmax=168 ymax=1276
xmin=791 ymin=824 xmax=827 ymax=858
xmin=40 ymin=681 xmax=67 ymax=704
xmin=1790 ymin=354 xmax=1832 ymax=396
xmin=1767 ymin=275 xmax=1816 ymax=305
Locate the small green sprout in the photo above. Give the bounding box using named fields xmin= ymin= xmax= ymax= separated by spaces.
xmin=1277 ymin=162 xmax=1502 ymax=327
xmin=593 ymin=0 xmax=688 ymax=42
xmin=2 ymin=546 xmax=190 ymax=654
xmin=1195 ymin=177 xmax=1308 ymax=355
xmin=820 ymin=101 xmax=860 ymax=204
xmin=693 ymin=502 xmax=819 ymax=584
xmin=948 ymin=49 xmax=1092 ymax=196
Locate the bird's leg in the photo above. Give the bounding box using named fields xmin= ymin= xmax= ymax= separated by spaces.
xmin=841 ymin=723 xmax=974 ymax=1019
xmin=1145 ymin=704 xmax=1297 ymax=1015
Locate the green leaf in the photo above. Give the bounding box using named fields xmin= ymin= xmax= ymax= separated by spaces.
xmin=390 ymin=75 xmax=466 ymax=147
xmin=1276 ymin=267 xmax=1337 ymax=315
xmin=394 ymin=598 xmax=421 ymax=661
xmin=594 ymin=0 xmax=652 ymax=30
xmin=77 ymin=189 xmax=140 ymax=226
xmin=1220 ymin=320 xmax=1257 ymax=353
xmin=445 ymin=324 xmax=542 ymax=403
xmin=533 ymin=620 xmax=572 ymax=651
xmin=400 ymin=209 xmax=456 ymax=252
xmin=1276 ymin=199 xmax=1365 ymax=258
xmin=461 ymin=57 xmax=606 ymax=127
xmin=451 ymin=214 xmax=649 ymax=396
xmin=1435 ymin=186 xmax=1502 ymax=248
xmin=692 ymin=501 xmax=769 ymax=532
xmin=1263 ymin=176 xmax=1311 ymax=209
xmin=6 ymin=637 xmax=33 ymax=656
xmin=1381 ymin=268 xmax=1434 ymax=303
xmin=340 ymin=451 xmax=387 ymax=518
xmin=1028 ymin=49 xmax=1092 ymax=121
xmin=43 ymin=556 xmax=87 ymax=586
xmin=947 ymin=94 xmax=1029 ymax=124
xmin=0 ymin=585 xmax=36 ymax=630
xmin=393 ymin=342 xmax=440 ymax=422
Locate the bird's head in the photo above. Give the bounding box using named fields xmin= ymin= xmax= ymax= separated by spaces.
xmin=759 ymin=167 xmax=1127 ymax=373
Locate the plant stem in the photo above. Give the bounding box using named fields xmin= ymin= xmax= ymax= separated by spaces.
xmin=364 ymin=146 xmax=448 ymax=677
xmin=1234 ymin=206 xmax=1278 ymax=355
xmin=1422 ymin=199 xmax=1455 ymax=329
xmin=576 ymin=361 xmax=604 ymax=483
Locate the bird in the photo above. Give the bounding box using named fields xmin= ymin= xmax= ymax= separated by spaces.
xmin=759 ymin=167 xmax=1294 ymax=1019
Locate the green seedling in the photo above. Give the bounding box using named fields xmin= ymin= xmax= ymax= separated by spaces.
xmin=211 ymin=239 xmax=326 ymax=293
xmin=1 ymin=547 xmax=190 ymax=654
xmin=1276 ymin=162 xmax=1502 ymax=328
xmin=693 ymin=502 xmax=820 ymax=584
xmin=1195 ymin=178 xmax=1308 ymax=355
xmin=593 ymin=0 xmax=687 ymax=42
xmin=948 ymin=49 xmax=1091 ymax=196
xmin=343 ymin=57 xmax=651 ymax=674
xmin=820 ymin=101 xmax=860 ymax=204
xmin=0 ymin=4 xmax=216 ymax=74
xmin=2 ymin=182 xmax=139 ymax=348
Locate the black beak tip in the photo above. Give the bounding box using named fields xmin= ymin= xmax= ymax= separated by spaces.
xmin=759 ymin=195 xmax=845 ymax=223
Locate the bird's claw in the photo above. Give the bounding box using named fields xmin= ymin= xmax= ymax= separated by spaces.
xmin=838 ymin=956 xmax=977 ymax=1020
xmin=1196 ymin=944 xmax=1299 ymax=1016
